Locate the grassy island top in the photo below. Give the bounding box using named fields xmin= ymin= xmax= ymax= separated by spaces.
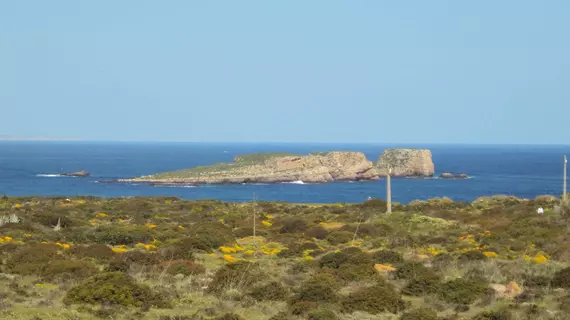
xmin=142 ymin=152 xmax=340 ymax=179
xmin=145 ymin=152 xmax=298 ymax=179
xmin=0 ymin=195 xmax=569 ymax=319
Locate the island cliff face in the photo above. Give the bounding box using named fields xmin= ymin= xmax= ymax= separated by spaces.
xmin=375 ymin=149 xmax=435 ymax=177
xmin=123 ymin=151 xmax=380 ymax=185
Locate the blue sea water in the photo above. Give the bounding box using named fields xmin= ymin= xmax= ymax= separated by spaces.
xmin=0 ymin=142 xmax=567 ymax=204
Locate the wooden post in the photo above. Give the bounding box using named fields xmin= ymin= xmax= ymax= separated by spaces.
xmin=386 ymin=168 xmax=392 ymax=214
xmin=562 ymin=155 xmax=568 ymax=201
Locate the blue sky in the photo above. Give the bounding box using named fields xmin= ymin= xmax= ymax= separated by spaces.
xmin=1 ymin=1 xmax=569 ymax=143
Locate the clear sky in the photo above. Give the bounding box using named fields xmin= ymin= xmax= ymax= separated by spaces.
xmin=1 ymin=1 xmax=569 ymax=143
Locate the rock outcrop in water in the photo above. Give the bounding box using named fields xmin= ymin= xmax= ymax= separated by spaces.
xmin=440 ymin=173 xmax=469 ymax=179
xmin=121 ymin=152 xmax=380 ymax=185
xmin=61 ymin=171 xmax=90 ymax=177
xmin=375 ymin=149 xmax=434 ymax=177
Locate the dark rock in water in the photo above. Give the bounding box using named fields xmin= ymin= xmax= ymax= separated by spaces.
xmin=61 ymin=171 xmax=90 ymax=177
xmin=440 ymin=172 xmax=468 ymax=179
xmin=440 ymin=172 xmax=454 ymax=179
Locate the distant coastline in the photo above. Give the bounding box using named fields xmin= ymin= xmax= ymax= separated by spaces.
xmin=0 ymin=135 xmax=80 ymax=141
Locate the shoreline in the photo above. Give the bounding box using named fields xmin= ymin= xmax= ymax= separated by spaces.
xmin=1 ymin=194 xmax=564 ymax=205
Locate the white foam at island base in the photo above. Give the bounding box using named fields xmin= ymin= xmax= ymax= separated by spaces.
xmin=285 ymin=180 xmax=305 ymax=184
xmin=36 ymin=174 xmax=61 ymax=177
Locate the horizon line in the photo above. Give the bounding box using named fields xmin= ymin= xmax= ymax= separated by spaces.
xmin=1 ymin=138 xmax=569 ymax=146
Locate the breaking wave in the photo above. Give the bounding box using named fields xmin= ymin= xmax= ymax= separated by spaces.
xmin=285 ymin=180 xmax=305 ymax=184
xmin=36 ymin=174 xmax=62 ymax=177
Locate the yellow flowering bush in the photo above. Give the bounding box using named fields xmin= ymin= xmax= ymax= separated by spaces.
xmin=375 ymin=263 xmax=397 ymax=273
xmin=145 ymin=223 xmax=157 ymax=229
xmin=483 ymin=251 xmax=498 ymax=258
xmin=223 ymin=254 xmax=239 ymax=263
xmin=111 ymin=245 xmax=129 ymax=253
xmin=96 ymin=212 xmax=108 ymax=218
xmin=426 ymin=247 xmax=442 ymax=256
xmin=261 ymin=242 xmax=283 ymax=255
xmin=319 ymin=222 xmax=345 ymax=230
xmin=533 ymin=253 xmax=548 ymax=264
xmin=261 ymin=220 xmax=272 ymax=227
xmin=220 ymin=244 xmax=244 ymax=254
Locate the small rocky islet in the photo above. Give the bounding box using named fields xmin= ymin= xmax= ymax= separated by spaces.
xmin=119 ymin=148 xmax=457 ymax=186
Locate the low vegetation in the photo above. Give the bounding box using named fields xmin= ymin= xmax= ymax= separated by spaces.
xmin=0 ymin=195 xmax=569 ymax=319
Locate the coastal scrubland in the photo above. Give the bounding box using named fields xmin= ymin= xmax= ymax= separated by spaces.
xmin=1 ymin=195 xmax=570 ymax=319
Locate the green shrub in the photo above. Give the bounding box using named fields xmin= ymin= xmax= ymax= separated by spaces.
xmin=471 ymin=310 xmax=512 ymax=320
xmin=40 ymin=259 xmax=98 ymax=281
xmin=249 ymin=281 xmax=288 ymax=301
xmin=552 ymin=266 xmax=570 ymax=288
xmin=268 ymin=311 xmax=290 ymax=320
xmin=308 ymin=308 xmax=339 ymax=320
xmin=32 ymin=212 xmax=83 ymax=228
xmin=438 ymin=278 xmax=488 ymax=304
xmin=189 ymin=222 xmax=235 ymax=249
xmin=0 ymin=242 xmax=20 ymax=253
xmin=400 ymin=308 xmax=438 ymax=320
xmin=233 ymin=226 xmax=267 ymax=238
xmin=432 ymin=253 xmax=454 ymax=269
xmin=105 ymin=260 xmax=130 ymax=272
xmin=372 ymin=250 xmax=404 ymax=264
xmin=459 ymin=250 xmax=487 ymax=262
xmin=64 ymin=272 xmax=169 ymax=308
xmin=290 ymin=301 xmax=319 ymax=316
xmin=119 ymin=251 xmax=159 ymax=266
xmin=402 ymin=273 xmax=441 ymax=296
xmin=305 ymin=225 xmax=328 ymax=239
xmin=335 ymin=263 xmax=377 ymax=282
xmin=279 ymin=218 xmax=308 ymax=234
xmin=343 ymin=248 xmax=373 ymax=265
xmin=325 ymin=231 xmax=353 ymax=245
xmin=69 ymin=244 xmax=115 ymax=260
xmin=360 ymin=198 xmax=387 ymax=209
xmin=86 ymin=225 xmax=154 ymax=245
xmin=341 ymin=282 xmax=405 ymax=314
xmin=206 ymin=262 xmax=261 ymax=295
xmin=396 ymin=262 xmax=430 ymax=280
xmin=215 ymin=314 xmax=244 ymax=320
xmin=160 ymin=260 xmax=205 ymax=276
xmin=7 ymin=243 xmax=60 ymax=275
xmin=278 ymin=241 xmax=321 ymax=258
xmin=320 ymin=251 xmax=348 ymax=269
xmin=294 ymin=273 xmax=340 ymax=303
xmin=161 ymin=237 xmax=212 ymax=258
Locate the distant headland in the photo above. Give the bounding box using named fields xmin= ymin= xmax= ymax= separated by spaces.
xmin=119 ymin=148 xmax=460 ymax=186
xmin=0 ymin=135 xmax=79 ymax=141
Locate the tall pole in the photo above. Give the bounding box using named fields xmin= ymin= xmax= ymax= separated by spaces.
xmin=562 ymin=155 xmax=568 ymax=201
xmin=386 ymin=168 xmax=392 ymax=214
xmin=253 ymin=192 xmax=257 ymax=253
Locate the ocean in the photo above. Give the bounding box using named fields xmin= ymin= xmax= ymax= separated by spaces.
xmin=0 ymin=141 xmax=567 ymax=204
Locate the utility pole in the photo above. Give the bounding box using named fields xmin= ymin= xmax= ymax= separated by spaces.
xmin=386 ymin=168 xmax=392 ymax=214
xmin=562 ymin=155 xmax=568 ymax=202
xmin=252 ymin=192 xmax=257 ymax=253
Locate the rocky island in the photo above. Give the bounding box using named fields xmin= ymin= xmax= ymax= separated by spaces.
xmin=121 ymin=152 xmax=379 ymax=185
xmin=375 ymin=148 xmax=435 ymax=177
xmin=120 ymin=148 xmax=444 ymax=185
